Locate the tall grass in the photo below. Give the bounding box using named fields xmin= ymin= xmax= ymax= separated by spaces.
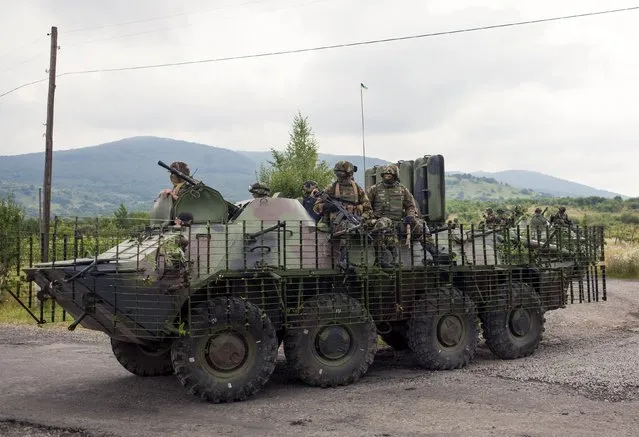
xmin=605 ymin=241 xmax=639 ymax=278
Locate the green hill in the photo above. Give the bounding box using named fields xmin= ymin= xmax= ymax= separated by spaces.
xmin=0 ymin=136 xmax=623 ymax=216
xmin=446 ymin=173 xmax=548 ymax=201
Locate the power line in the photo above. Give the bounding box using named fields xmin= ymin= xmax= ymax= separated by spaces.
xmin=64 ymin=0 xmax=330 ymax=47
xmin=1 ymin=51 xmax=45 ymax=74
xmin=0 ymin=77 xmax=48 ymax=98
xmin=2 ymin=5 xmax=638 ymax=99
xmin=0 ymin=36 xmax=44 ymax=60
xmin=64 ymin=0 xmax=276 ymax=33
xmin=57 ymin=6 xmax=639 ymax=75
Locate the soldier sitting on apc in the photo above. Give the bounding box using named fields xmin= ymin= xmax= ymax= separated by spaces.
xmin=366 ymin=164 xmax=430 ymax=267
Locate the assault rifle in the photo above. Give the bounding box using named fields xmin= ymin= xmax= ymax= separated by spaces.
xmin=317 ymin=191 xmax=363 ymax=236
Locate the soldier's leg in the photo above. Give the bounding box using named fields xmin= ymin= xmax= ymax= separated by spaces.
xmin=387 ymin=233 xmax=399 ymax=266
xmin=337 ymin=238 xmax=349 ymax=270
xmin=373 ymin=236 xmax=385 ymax=267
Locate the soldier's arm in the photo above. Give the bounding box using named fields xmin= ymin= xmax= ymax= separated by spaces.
xmin=366 ymin=186 xmax=378 ymax=217
xmin=402 ymin=187 xmax=418 ymax=218
xmin=313 ymin=184 xmax=336 ymax=215
xmin=358 ymin=185 xmax=372 ymax=214
xmin=367 ymin=185 xmax=377 ymax=205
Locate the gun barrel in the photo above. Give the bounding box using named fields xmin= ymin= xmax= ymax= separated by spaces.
xmin=157 ymin=160 xmax=199 ymax=186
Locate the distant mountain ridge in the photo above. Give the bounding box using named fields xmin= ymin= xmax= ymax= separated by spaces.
xmin=471 ymin=170 xmax=624 ymax=199
xmin=0 ymin=136 xmax=624 ymax=216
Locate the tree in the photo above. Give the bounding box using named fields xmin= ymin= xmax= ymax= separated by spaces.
xmin=0 ymin=194 xmax=25 ymax=302
xmin=258 ymin=111 xmax=333 ymax=198
xmin=114 ymin=203 xmax=129 ymax=229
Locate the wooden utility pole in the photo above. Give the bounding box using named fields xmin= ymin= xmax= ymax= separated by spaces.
xmin=41 ymin=26 xmax=58 ymax=262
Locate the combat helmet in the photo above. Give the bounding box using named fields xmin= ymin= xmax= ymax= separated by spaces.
xmin=558 ymin=206 xmax=566 ymax=213
xmin=249 ymin=182 xmax=270 ymax=197
xmin=380 ymin=164 xmax=400 ymax=182
xmin=333 ymin=161 xmax=357 ymax=177
xmin=302 ymin=180 xmax=318 ymax=196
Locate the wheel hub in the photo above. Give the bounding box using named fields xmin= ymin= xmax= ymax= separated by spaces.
xmin=509 ymin=308 xmax=532 ymax=337
xmin=315 ymin=325 xmax=352 ymax=360
xmin=206 ymin=332 xmax=248 ymax=372
xmin=437 ymin=315 xmax=464 ymax=347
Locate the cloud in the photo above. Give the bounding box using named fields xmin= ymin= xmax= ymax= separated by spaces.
xmin=1 ymin=0 xmax=638 ymax=196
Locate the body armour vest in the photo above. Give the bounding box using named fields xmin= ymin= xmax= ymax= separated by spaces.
xmin=373 ymin=183 xmax=404 ymax=221
xmin=333 ymin=180 xmax=360 ymax=204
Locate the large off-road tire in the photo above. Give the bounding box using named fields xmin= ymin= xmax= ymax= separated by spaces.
xmin=480 ymin=282 xmax=545 ymax=360
xmin=171 ymin=297 xmax=278 ymax=403
xmin=407 ymin=287 xmax=479 ymax=370
xmin=110 ymin=338 xmax=174 ymax=377
xmin=284 ymin=293 xmax=377 ymax=387
xmin=380 ymin=324 xmax=409 ymax=351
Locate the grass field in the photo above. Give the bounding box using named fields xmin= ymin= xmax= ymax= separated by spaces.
xmin=605 ymin=241 xmax=639 ymax=278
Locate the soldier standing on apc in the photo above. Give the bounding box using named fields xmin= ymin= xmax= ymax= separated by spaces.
xmin=314 ymin=161 xmax=371 ymax=269
xmin=313 ymin=161 xmax=371 ymax=229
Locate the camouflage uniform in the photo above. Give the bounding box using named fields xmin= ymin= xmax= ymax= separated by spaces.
xmin=550 ymin=206 xmax=572 ymax=227
xmin=298 ymin=180 xmax=320 ymax=222
xmin=314 ymin=161 xmax=371 ymax=231
xmin=367 ymin=164 xmax=428 ymax=266
xmin=249 ymin=182 xmax=270 ymax=199
xmin=483 ymin=208 xmax=497 ymax=228
xmin=495 ymin=209 xmax=508 ymax=227
xmin=529 ymin=208 xmax=549 ymax=235
xmin=313 ymin=161 xmax=371 ymax=269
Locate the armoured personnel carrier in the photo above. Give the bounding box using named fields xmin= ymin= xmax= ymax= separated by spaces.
xmin=22 ymin=157 xmax=606 ymax=403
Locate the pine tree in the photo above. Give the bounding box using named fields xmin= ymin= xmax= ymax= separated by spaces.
xmin=259 ymin=111 xmax=333 ymax=198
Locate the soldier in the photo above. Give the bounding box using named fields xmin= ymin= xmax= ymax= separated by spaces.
xmin=248 ymin=182 xmax=270 ymax=199
xmin=483 ymin=208 xmax=497 ymax=228
xmin=511 ymin=205 xmax=525 ymax=226
xmin=550 ymin=206 xmax=572 ymax=227
xmin=366 ymin=164 xmax=425 ymax=267
xmin=529 ymin=207 xmax=549 ymax=235
xmin=299 ymin=180 xmax=321 ymax=222
xmin=313 ymin=161 xmax=371 ymax=269
xmin=160 ymin=161 xmax=190 ymax=200
xmin=495 ymin=208 xmax=508 ymax=227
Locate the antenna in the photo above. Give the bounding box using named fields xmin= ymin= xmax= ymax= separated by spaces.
xmin=360 ymin=83 xmax=368 ymax=172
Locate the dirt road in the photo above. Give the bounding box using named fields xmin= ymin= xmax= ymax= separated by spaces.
xmin=1 ymin=278 xmax=638 ymax=437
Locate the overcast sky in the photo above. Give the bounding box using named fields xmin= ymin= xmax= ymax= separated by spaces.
xmin=1 ymin=0 xmax=638 ymax=196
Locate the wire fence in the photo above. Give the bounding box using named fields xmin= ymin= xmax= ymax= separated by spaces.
xmin=0 ymin=216 xmax=606 ymax=339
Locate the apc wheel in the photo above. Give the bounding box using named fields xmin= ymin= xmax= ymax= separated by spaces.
xmin=110 ymin=338 xmax=174 ymax=377
xmin=480 ymin=282 xmax=545 ymax=360
xmin=284 ymin=293 xmax=377 ymax=387
xmin=407 ymin=287 xmax=479 ymax=370
xmin=171 ymin=297 xmax=278 ymax=403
